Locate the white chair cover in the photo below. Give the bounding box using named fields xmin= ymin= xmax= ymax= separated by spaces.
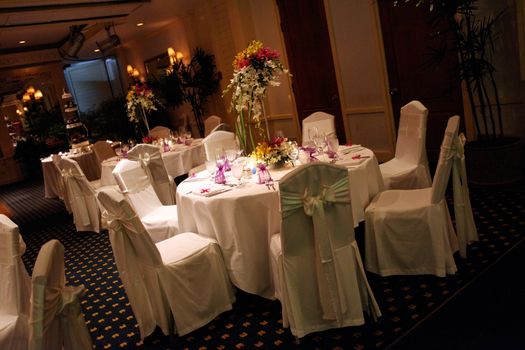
xmin=0 ymin=215 xmax=31 ymax=350
xmin=50 ymin=155 xmax=67 ymax=203
xmin=59 ymin=158 xmax=102 ymax=233
xmin=440 ymin=133 xmax=478 ymax=257
xmin=203 ymin=130 xmax=236 ymax=161
xmin=365 ymin=116 xmax=461 ymax=277
xmin=113 ymin=159 xmax=178 ymax=242
xmin=209 ymin=123 xmax=232 ymax=134
xmin=97 ymin=188 xmax=235 ymax=338
xmin=270 ymin=163 xmax=381 ymax=338
xmin=149 ymin=126 xmax=171 ymax=139
xmin=92 ymin=140 xmax=115 ymax=166
xmin=29 ymin=239 xmax=92 ymax=350
xmin=302 ymin=111 xmax=336 ymax=146
xmin=379 ymin=101 xmax=432 ymax=190
xmin=204 ymin=115 xmax=222 ymax=136
xmin=128 ymin=144 xmax=176 ymax=205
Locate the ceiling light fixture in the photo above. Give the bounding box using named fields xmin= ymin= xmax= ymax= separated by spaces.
xmin=136 ymin=22 xmax=144 ymax=27
xmin=19 ymin=40 xmax=26 ymax=44
xmin=94 ymin=48 xmax=100 ymax=52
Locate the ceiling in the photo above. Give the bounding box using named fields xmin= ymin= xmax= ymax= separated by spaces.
xmin=0 ymin=0 xmax=199 ymax=59
xmin=0 ymin=0 xmax=202 ymax=99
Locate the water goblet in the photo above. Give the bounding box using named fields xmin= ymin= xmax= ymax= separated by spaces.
xmin=231 ymin=158 xmax=245 ymax=185
xmin=226 ymin=149 xmax=237 ymax=163
xmin=205 ymin=160 xmax=216 ymax=177
xmin=308 ymin=127 xmax=319 ymax=146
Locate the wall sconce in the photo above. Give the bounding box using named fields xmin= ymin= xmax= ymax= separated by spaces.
xmin=132 ymin=68 xmax=140 ymax=78
xmin=126 ymin=64 xmax=133 ymax=75
xmin=22 ymin=86 xmax=44 ymax=102
xmin=167 ymin=47 xmax=184 ymax=66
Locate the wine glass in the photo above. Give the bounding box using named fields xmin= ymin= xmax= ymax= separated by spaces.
xmin=231 ymin=158 xmax=245 ymax=185
xmin=215 ymin=148 xmax=226 ymax=167
xmin=308 ymin=127 xmax=319 ymax=146
xmin=289 ymin=141 xmax=299 ymax=165
xmin=226 ymin=149 xmax=237 ymax=163
xmin=205 ymin=160 xmax=216 ymax=177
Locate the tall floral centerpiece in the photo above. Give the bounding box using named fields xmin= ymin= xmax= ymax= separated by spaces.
xmin=126 ymin=82 xmax=162 ymax=137
xmin=223 ymin=40 xmax=290 ymax=154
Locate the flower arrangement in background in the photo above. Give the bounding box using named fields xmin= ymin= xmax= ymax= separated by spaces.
xmin=223 ymin=40 xmax=290 ymax=154
xmin=251 ymin=136 xmax=294 ymax=167
xmin=126 ymin=82 xmax=162 ymax=136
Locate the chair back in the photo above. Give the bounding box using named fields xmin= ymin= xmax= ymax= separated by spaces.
xmin=29 ymin=239 xmax=92 ymax=350
xmin=209 ymin=123 xmax=232 ymax=134
xmin=0 ymin=214 xmax=31 ymax=317
xmin=149 ymin=126 xmax=171 ymax=139
xmin=92 ymin=140 xmax=115 ymax=165
xmin=431 ymin=115 xmax=460 ymax=204
xmin=302 ymin=112 xmax=336 ymax=145
xmin=59 ymin=158 xmax=101 ymax=232
xmin=50 ymin=154 xmax=67 ymax=203
xmin=203 ymin=130 xmax=236 ymax=161
xmin=204 ymin=115 xmax=222 ymax=136
xmin=97 ymin=188 xmax=169 ymax=338
xmin=396 ymin=100 xmax=429 ymax=165
xmin=279 ymin=163 xmax=357 ymax=326
xmin=112 ymin=159 xmax=163 ymax=218
xmin=127 ymin=144 xmax=175 ymax=205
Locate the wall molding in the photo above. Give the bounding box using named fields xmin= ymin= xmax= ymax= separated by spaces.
xmin=344 ymin=106 xmax=385 ymax=115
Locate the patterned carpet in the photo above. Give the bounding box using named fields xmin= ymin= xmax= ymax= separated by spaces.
xmin=0 ymin=178 xmax=524 ymax=349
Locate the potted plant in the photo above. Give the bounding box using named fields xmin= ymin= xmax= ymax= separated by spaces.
xmin=162 ymin=48 xmax=221 ymax=137
xmin=397 ymin=0 xmax=523 ymax=184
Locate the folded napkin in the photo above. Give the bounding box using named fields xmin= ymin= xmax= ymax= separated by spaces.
xmin=192 ymin=185 xmax=232 ymax=197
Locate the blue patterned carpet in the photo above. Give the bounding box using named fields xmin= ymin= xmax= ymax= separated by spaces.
xmin=1 ymin=178 xmax=524 ymax=349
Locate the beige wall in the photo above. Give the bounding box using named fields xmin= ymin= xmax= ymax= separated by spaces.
xmin=325 ymin=0 xmax=395 ymax=161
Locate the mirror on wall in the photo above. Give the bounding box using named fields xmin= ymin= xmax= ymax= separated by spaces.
xmin=144 ymin=52 xmax=170 ymax=83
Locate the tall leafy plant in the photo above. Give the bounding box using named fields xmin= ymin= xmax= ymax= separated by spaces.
xmin=396 ymin=0 xmax=504 ymax=141
xmin=163 ymin=48 xmax=221 ymax=137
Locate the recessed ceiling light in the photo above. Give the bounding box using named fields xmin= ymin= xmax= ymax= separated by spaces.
xmin=94 ymin=48 xmax=100 ymax=52
xmin=19 ymin=40 xmax=26 ymax=44
xmin=136 ymin=22 xmax=144 ymax=27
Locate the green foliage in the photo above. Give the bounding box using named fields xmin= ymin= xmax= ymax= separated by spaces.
xmin=397 ymin=0 xmax=505 ymax=139
xmin=80 ymin=96 xmax=138 ymax=141
xmin=161 ymin=48 xmax=221 ymax=136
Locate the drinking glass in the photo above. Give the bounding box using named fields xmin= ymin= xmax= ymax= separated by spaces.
xmin=327 ymin=136 xmax=339 ymax=153
xmin=231 ymin=158 xmax=245 ymax=185
xmin=205 ymin=160 xmax=216 ymax=177
xmin=226 ymin=149 xmax=237 ymax=163
xmin=308 ymin=127 xmax=319 ymax=145
xmin=290 ymin=141 xmax=299 ymax=164
xmin=215 ymin=148 xmax=226 ymax=167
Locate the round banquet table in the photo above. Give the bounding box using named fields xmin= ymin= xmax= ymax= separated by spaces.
xmin=175 ymin=146 xmax=384 ymax=298
xmin=41 ymin=151 xmax=99 ymax=198
xmin=99 ymin=139 xmax=205 ymax=186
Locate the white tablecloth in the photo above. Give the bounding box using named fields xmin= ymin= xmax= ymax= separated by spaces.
xmin=100 ymin=140 xmax=205 ymax=186
xmin=42 ymin=151 xmax=99 ymax=198
xmin=175 ymin=147 xmax=384 ymax=298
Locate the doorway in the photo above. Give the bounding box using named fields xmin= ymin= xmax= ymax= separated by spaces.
xmin=276 ymin=0 xmax=346 ymax=143
xmin=378 ymin=1 xmax=464 ymax=162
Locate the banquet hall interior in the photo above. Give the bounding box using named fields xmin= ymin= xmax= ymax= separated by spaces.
xmin=1 ymin=0 xmax=524 ymax=349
